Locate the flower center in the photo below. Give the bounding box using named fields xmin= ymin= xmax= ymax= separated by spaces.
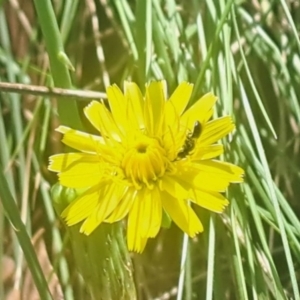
xmin=122 ymin=135 xmax=168 ymax=189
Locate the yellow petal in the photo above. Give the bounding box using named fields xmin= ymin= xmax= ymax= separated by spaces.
xmin=128 ymin=188 xmax=162 ymax=245
xmin=127 ymin=230 xmax=148 ymax=253
xmin=83 ymin=101 xmax=102 ymax=132
xmin=61 ymin=186 xmax=100 ymax=225
xmin=139 ymin=188 xmax=162 ymax=238
xmin=79 ymin=209 xmax=100 ymax=235
xmin=159 ymin=175 xmax=189 ymax=199
xmin=124 ymin=81 xmax=145 ymax=130
xmin=48 ymin=153 xmax=99 ymax=172
xmin=59 ymin=169 xmax=103 ymax=188
xmin=106 ymin=84 xmax=130 ymax=133
xmin=195 ymin=160 xmax=244 ymax=183
xmin=181 ymin=93 xmax=217 ymax=128
xmin=164 ymin=82 xmax=193 ymax=130
xmin=167 ymin=81 xmax=193 ymax=116
xmin=144 ymin=81 xmax=166 ymax=135
xmin=161 ymin=119 xmax=185 ymax=160
xmin=105 ymin=187 xmax=136 ymax=222
xmin=189 ymin=173 xmax=231 ymax=192
xmin=56 ymin=126 xmax=104 ymax=153
xmin=192 ymin=144 xmax=224 ymax=160
xmin=199 ymin=116 xmax=235 ymax=146
xmin=161 ymin=191 xmax=203 ymax=237
xmin=174 ymin=164 xmax=232 ymax=192
xmin=49 ymin=153 xmax=104 ymax=188
xmin=80 ymin=182 xmax=126 ymax=235
xmin=191 ymin=190 xmax=229 ymax=213
xmin=127 ymin=194 xmax=151 ymax=252
xmin=176 ymin=161 xmax=243 ymax=193
xmin=84 ymin=101 xmax=123 ymax=141
xmin=57 ymin=126 xmax=123 ymax=164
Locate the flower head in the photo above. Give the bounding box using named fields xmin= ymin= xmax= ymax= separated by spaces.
xmin=49 ymin=81 xmax=244 ymax=252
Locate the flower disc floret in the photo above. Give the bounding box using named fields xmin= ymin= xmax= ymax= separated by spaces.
xmin=122 ymin=135 xmax=168 ymax=189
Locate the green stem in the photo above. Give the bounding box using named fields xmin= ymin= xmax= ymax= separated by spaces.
xmin=51 ymin=184 xmax=137 ymax=300
xmin=0 ymin=166 xmax=53 ymax=300
xmin=33 ymin=0 xmax=82 ymax=129
xmin=69 ymin=224 xmax=136 ymax=300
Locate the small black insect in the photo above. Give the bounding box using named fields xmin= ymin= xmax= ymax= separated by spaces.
xmin=190 ymin=120 xmax=202 ymax=139
xmin=177 ymin=121 xmax=202 ymax=159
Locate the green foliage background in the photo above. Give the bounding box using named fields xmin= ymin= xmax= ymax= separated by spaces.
xmin=0 ymin=0 xmax=300 ymax=299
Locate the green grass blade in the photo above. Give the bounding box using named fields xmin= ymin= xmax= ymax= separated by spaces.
xmin=33 ymin=0 xmax=82 ymax=129
xmin=136 ymin=0 xmax=152 ymax=84
xmin=205 ymin=216 xmax=216 ymax=300
xmin=0 ymin=166 xmax=53 ymax=300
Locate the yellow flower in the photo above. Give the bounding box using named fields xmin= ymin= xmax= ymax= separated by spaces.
xmin=49 ymin=81 xmax=244 ymax=252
